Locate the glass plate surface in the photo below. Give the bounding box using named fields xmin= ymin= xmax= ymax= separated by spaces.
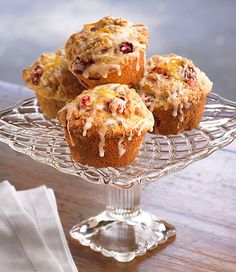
xmin=0 ymin=92 xmax=235 ymax=186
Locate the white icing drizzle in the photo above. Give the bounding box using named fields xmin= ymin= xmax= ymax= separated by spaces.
xmin=179 ymin=104 xmax=184 ymax=122
xmin=141 ymin=55 xmax=203 ymax=125
xmin=132 ymin=40 xmax=147 ymax=50
xmin=166 ymin=87 xmax=189 ymax=123
xmin=66 ymin=102 xmax=78 ymax=121
xmin=83 ymin=63 xmax=121 ymax=79
xmin=130 ymin=119 xmax=146 ymax=136
xmin=116 ymin=117 xmax=147 ymax=140
xmin=79 ymin=18 xmax=147 ymax=79
xmin=64 ymin=84 xmax=154 ymax=158
xmin=98 ymin=119 xmax=116 ymax=157
xmin=141 ymin=75 xmax=190 ymax=123
xmin=143 ymin=53 xmax=146 ymax=71
xmin=168 ymin=91 xmax=179 ymax=118
xmin=117 ymin=137 xmax=126 ymax=156
xmin=82 ymin=109 xmax=96 ymax=136
xmin=129 ymin=50 xmax=140 ymax=71
xmin=137 ymin=122 xmax=145 ymax=136
xmin=98 ymin=123 xmax=107 ymax=157
xmin=128 ymin=130 xmax=133 ymax=141
xmin=109 ymin=31 xmax=133 ymax=42
xmin=183 ymin=95 xmax=190 ymax=109
xmin=178 ymin=85 xmax=184 ymax=95
xmin=96 ymin=103 xmax=104 ymax=110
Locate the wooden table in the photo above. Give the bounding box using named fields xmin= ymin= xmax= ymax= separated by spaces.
xmin=0 ymin=81 xmax=235 ymax=272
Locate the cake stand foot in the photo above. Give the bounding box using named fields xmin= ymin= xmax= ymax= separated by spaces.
xmin=70 ymin=184 xmax=176 ymax=262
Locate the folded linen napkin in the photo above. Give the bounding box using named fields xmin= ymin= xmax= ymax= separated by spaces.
xmin=0 ymin=181 xmax=77 ymax=272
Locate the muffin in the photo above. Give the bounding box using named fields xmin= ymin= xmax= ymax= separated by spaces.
xmin=58 ymin=84 xmax=154 ymax=167
xmin=137 ymin=54 xmax=213 ymax=135
xmin=65 ymin=16 xmax=148 ymax=89
xmin=22 ymin=49 xmax=84 ymax=118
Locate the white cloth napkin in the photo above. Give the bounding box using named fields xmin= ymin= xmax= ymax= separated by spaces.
xmin=0 ymin=181 xmax=77 ymax=272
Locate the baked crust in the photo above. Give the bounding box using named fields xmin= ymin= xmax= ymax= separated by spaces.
xmin=58 ymin=84 xmax=154 ymax=137
xmin=36 ymin=93 xmax=66 ymax=119
xmin=75 ymin=50 xmax=145 ymax=88
xmin=66 ymin=130 xmax=146 ymax=167
xmin=58 ymin=84 xmax=154 ymax=167
xmin=22 ymin=49 xmax=84 ymax=118
xmin=22 ymin=49 xmax=84 ymax=101
xmin=137 ymin=54 xmax=213 ymax=134
xmin=65 ymin=16 xmax=148 ymax=88
xmin=152 ymin=92 xmax=207 ymax=135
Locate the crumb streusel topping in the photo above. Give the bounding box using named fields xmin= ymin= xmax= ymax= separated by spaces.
xmin=65 ymin=16 xmax=148 ymax=80
xmin=58 ymin=84 xmax=154 ymax=157
xmin=22 ymin=48 xmax=84 ymax=101
xmin=138 ymin=54 xmax=213 ymax=122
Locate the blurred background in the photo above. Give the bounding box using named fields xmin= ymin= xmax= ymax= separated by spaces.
xmin=0 ymin=0 xmax=235 ymax=100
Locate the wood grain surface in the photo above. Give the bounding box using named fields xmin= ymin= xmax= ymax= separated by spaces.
xmin=0 ymin=81 xmax=235 ymax=272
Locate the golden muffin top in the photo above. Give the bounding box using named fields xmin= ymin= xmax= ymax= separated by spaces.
xmin=137 ymin=54 xmax=213 ymax=111
xmin=22 ymin=49 xmax=84 ymax=101
xmin=58 ymin=83 xmax=154 ymax=139
xmin=65 ymin=16 xmax=148 ymax=79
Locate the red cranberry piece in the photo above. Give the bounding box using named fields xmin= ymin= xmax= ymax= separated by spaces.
xmin=119 ymin=42 xmax=133 ymax=54
xmin=116 ymin=104 xmax=124 ymax=114
xmin=80 ymin=94 xmax=91 ymax=108
xmin=184 ymin=66 xmax=197 ymax=88
xmin=31 ymin=65 xmax=42 ymax=85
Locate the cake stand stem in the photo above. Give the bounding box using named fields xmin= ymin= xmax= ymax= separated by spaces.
xmin=70 ymin=183 xmax=176 ymax=262
xmin=106 ymin=184 xmax=140 ymax=218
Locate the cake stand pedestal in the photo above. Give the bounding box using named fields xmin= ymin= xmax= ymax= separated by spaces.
xmin=0 ymin=84 xmax=235 ymax=262
xmin=71 ymin=184 xmax=175 ymax=262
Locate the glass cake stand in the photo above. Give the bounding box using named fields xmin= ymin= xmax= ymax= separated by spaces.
xmin=0 ymin=87 xmax=235 ymax=262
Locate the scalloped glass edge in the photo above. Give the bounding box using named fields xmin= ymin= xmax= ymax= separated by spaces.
xmin=0 ymin=91 xmax=235 ymax=187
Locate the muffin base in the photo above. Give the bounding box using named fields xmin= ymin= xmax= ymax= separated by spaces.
xmin=76 ymin=50 xmax=145 ymax=89
xmin=36 ymin=93 xmax=66 ymax=119
xmin=152 ymin=93 xmax=207 ymax=135
xmin=65 ymin=130 xmax=146 ymax=167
